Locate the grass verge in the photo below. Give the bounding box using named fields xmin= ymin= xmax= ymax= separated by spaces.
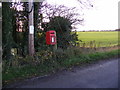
xmin=3 ymin=49 xmax=119 ymax=87
xmin=62 ymin=49 xmax=119 ymax=67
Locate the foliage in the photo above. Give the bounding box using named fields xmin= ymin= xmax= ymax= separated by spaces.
xmin=35 ymin=2 xmax=82 ymax=50
xmin=3 ymin=1 xmax=119 ymax=87
xmin=38 ymin=2 xmax=83 ymax=50
xmin=2 ymin=2 xmax=29 ymax=59
xmin=61 ymin=49 xmax=119 ymax=67
xmin=2 ymin=2 xmax=42 ymax=59
xmin=2 ymin=2 xmax=16 ymax=59
xmin=55 ymin=47 xmax=83 ymax=64
xmin=34 ymin=49 xmax=53 ymax=64
xmin=2 ymin=2 xmax=81 ymax=59
xmin=47 ymin=16 xmax=79 ymax=49
xmin=34 ymin=2 xmax=43 ymax=51
xmin=3 ymin=48 xmax=119 ymax=86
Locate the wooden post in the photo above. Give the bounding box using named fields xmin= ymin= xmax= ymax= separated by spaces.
xmin=28 ymin=0 xmax=35 ymax=56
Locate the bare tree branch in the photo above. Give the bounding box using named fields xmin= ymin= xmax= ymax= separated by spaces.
xmin=40 ymin=2 xmax=83 ymax=26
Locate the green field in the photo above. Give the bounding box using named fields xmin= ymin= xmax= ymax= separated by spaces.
xmin=77 ymin=31 xmax=118 ymax=47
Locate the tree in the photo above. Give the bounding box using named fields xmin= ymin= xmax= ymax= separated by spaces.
xmin=47 ymin=16 xmax=78 ymax=49
xmin=2 ymin=2 xmax=16 ymax=59
xmin=2 ymin=2 xmax=44 ymax=56
xmin=2 ymin=2 xmax=30 ymax=59
xmin=34 ymin=2 xmax=46 ymax=51
xmin=41 ymin=3 xmax=84 ymax=26
xmin=77 ymin=0 xmax=94 ymax=8
xmin=10 ymin=2 xmax=29 ymax=56
xmin=2 ymin=0 xmax=94 ymax=58
xmin=38 ymin=3 xmax=82 ymax=49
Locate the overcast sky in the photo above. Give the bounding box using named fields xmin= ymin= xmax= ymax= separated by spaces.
xmin=0 ymin=0 xmax=119 ymax=31
xmin=46 ymin=0 xmax=119 ymax=31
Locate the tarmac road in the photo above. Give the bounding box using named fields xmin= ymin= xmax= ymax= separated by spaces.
xmin=6 ymin=58 xmax=118 ymax=88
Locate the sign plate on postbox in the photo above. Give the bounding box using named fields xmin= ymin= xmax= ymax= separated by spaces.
xmin=51 ymin=37 xmax=55 ymax=43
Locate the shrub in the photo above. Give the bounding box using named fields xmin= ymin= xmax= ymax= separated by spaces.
xmin=55 ymin=48 xmax=68 ymax=63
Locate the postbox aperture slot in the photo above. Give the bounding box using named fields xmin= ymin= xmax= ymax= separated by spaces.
xmin=50 ymin=32 xmax=54 ymax=34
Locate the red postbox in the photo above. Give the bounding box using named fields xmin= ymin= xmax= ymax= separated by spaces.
xmin=46 ymin=30 xmax=57 ymax=45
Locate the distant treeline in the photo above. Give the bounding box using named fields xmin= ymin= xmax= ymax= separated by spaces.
xmin=115 ymin=29 xmax=120 ymax=31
